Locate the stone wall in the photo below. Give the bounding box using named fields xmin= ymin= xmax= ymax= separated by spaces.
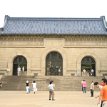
xmin=0 ymin=35 xmax=107 ymax=76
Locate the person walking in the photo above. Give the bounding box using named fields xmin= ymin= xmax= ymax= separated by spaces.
xmin=90 ymin=81 xmax=94 ymax=97
xmin=48 ymin=80 xmax=55 ymax=101
xmin=32 ymin=80 xmax=37 ymax=94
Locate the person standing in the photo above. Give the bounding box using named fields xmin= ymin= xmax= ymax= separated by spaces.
xmin=90 ymin=81 xmax=94 ymax=97
xmin=26 ymin=80 xmax=30 ymax=94
xmin=32 ymin=80 xmax=37 ymax=94
xmin=17 ymin=66 xmax=21 ymax=76
xmin=82 ymin=69 xmax=86 ymax=76
xmin=0 ymin=81 xmax=2 ymax=88
xmin=94 ymin=81 xmax=103 ymax=107
xmin=48 ymin=80 xmax=55 ymax=101
xmin=100 ymin=79 xmax=107 ymax=107
xmin=22 ymin=66 xmax=25 ymax=72
xmin=82 ymin=80 xmax=87 ymax=93
xmin=81 ymin=80 xmax=84 ymax=92
xmin=91 ymin=69 xmax=94 ymax=76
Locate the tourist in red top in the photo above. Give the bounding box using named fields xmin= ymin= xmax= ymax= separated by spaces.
xmin=82 ymin=80 xmax=87 ymax=93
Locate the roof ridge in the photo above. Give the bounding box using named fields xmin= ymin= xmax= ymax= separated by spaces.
xmin=6 ymin=15 xmax=102 ymax=21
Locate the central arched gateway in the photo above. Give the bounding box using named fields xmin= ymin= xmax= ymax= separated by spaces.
xmin=13 ymin=55 xmax=27 ymax=76
xmin=81 ymin=56 xmax=96 ymax=76
xmin=46 ymin=51 xmax=63 ymax=76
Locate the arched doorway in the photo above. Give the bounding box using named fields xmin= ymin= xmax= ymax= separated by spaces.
xmin=46 ymin=51 xmax=63 ymax=76
xmin=13 ymin=55 xmax=27 ymax=76
xmin=81 ymin=56 xmax=96 ymax=76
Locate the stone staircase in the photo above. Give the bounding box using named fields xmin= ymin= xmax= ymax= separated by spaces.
xmin=0 ymin=76 xmax=103 ymax=91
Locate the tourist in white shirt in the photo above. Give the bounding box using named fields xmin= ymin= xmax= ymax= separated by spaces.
xmin=17 ymin=66 xmax=21 ymax=76
xmin=48 ymin=80 xmax=55 ymax=100
xmin=90 ymin=81 xmax=94 ymax=97
xmin=32 ymin=80 xmax=37 ymax=94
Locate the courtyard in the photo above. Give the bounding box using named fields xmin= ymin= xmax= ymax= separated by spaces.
xmin=0 ymin=91 xmax=99 ymax=107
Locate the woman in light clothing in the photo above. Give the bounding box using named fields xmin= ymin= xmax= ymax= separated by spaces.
xmin=32 ymin=80 xmax=37 ymax=94
xmin=48 ymin=80 xmax=55 ymax=100
xmin=26 ymin=80 xmax=30 ymax=94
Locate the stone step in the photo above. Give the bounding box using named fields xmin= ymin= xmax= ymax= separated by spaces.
xmin=0 ymin=76 xmax=103 ymax=91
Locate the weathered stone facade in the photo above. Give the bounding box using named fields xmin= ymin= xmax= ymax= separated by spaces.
xmin=0 ymin=15 xmax=107 ymax=76
xmin=0 ymin=35 xmax=107 ymax=76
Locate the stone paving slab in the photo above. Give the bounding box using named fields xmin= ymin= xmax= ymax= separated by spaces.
xmin=0 ymin=91 xmax=99 ymax=107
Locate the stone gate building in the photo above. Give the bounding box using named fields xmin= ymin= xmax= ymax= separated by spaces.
xmin=0 ymin=15 xmax=107 ymax=77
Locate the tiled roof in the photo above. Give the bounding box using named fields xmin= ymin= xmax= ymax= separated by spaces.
xmin=0 ymin=15 xmax=107 ymax=35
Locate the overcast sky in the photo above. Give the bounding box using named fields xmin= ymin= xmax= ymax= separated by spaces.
xmin=0 ymin=0 xmax=107 ymax=27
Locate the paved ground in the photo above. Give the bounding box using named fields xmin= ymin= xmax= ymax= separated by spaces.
xmin=0 ymin=91 xmax=99 ymax=107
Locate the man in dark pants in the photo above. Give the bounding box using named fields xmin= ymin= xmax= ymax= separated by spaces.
xmin=90 ymin=81 xmax=94 ymax=97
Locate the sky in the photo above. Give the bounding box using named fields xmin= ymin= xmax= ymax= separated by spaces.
xmin=0 ymin=0 xmax=107 ymax=27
